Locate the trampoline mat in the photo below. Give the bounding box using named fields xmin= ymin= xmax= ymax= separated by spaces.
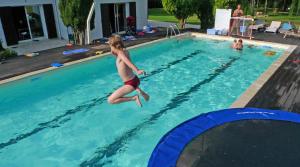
xmin=177 ymin=120 xmax=300 ymax=167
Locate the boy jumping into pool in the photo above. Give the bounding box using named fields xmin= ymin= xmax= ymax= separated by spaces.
xmin=107 ymin=35 xmax=150 ymax=107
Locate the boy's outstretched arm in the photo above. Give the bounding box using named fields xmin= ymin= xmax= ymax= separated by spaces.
xmin=118 ymin=52 xmax=144 ymax=75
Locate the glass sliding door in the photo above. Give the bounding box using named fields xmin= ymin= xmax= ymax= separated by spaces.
xmin=101 ymin=3 xmax=127 ymax=37
xmin=12 ymin=7 xmax=31 ymax=41
xmin=25 ymin=6 xmax=44 ymax=39
xmin=114 ymin=3 xmax=126 ymax=33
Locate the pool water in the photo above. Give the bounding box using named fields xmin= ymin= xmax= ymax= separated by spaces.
xmin=0 ymin=37 xmax=283 ymax=167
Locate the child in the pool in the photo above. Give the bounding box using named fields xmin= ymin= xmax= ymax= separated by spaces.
xmin=231 ymin=39 xmax=238 ymax=49
xmin=236 ymin=39 xmax=243 ymax=50
xmin=107 ymin=35 xmax=150 ymax=107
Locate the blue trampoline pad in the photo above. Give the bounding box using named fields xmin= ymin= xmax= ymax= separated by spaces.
xmin=148 ymin=108 xmax=300 ymax=167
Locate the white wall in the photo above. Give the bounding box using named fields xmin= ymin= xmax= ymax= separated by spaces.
xmin=0 ymin=0 xmax=53 ymax=7
xmin=0 ymin=0 xmax=69 ymax=45
xmin=0 ymin=0 xmax=148 ymax=44
xmin=53 ymin=0 xmax=70 ymax=40
xmin=92 ymin=0 xmax=148 ymax=40
xmin=135 ymin=0 xmax=148 ymax=30
xmin=91 ymin=3 xmax=102 ymax=41
xmin=0 ymin=18 xmax=7 ymax=48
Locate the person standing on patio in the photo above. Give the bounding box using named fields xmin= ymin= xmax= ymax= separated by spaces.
xmin=229 ymin=4 xmax=244 ymax=36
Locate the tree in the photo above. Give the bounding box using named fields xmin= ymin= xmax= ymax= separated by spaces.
xmin=162 ymin=0 xmax=194 ymax=29
xmin=192 ymin=0 xmax=214 ymax=30
xmin=297 ymin=0 xmax=300 ymax=15
xmin=289 ymin=0 xmax=297 ymax=15
xmin=59 ymin=0 xmax=93 ymax=45
xmin=264 ymin=0 xmax=268 ymax=14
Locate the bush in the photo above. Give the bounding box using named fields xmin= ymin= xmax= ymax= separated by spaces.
xmin=0 ymin=49 xmax=17 ymax=61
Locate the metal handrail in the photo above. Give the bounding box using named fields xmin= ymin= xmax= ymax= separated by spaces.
xmin=166 ymin=24 xmax=180 ymax=38
xmin=86 ymin=2 xmax=95 ymax=45
xmin=173 ymin=24 xmax=181 ymax=35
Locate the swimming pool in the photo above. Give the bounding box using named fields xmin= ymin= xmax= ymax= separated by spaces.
xmin=0 ymin=35 xmax=285 ymax=166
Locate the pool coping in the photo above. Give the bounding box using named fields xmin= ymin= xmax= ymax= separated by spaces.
xmin=189 ymin=33 xmax=298 ymax=108
xmin=230 ymin=44 xmax=297 ymax=108
xmin=0 ymin=33 xmax=189 ymax=85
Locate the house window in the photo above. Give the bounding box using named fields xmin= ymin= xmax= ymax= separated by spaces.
xmin=25 ymin=6 xmax=44 ymax=39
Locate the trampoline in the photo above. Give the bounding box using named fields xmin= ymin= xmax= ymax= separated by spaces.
xmin=148 ymin=108 xmax=300 ymax=167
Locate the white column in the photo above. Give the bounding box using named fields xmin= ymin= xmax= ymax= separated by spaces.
xmin=53 ymin=0 xmax=68 ymax=40
xmin=98 ymin=2 xmax=104 ymax=38
xmin=92 ymin=2 xmax=102 ymax=39
xmin=39 ymin=5 xmax=49 ymax=39
xmin=125 ymin=2 xmax=130 ymax=17
xmin=0 ymin=18 xmax=8 ymax=48
xmin=135 ymin=0 xmax=148 ymax=30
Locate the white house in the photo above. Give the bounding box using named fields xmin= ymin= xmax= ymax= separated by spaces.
xmin=0 ymin=0 xmax=148 ymax=48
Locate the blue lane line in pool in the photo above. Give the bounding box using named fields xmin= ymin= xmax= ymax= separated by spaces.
xmin=0 ymin=49 xmax=204 ymax=151
xmin=79 ymin=56 xmax=240 ymax=167
xmin=30 ymin=77 xmax=41 ymax=82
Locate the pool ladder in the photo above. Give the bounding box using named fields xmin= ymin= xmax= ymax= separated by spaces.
xmin=166 ymin=24 xmax=181 ymax=38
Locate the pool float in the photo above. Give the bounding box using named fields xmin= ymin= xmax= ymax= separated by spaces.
xmin=264 ymin=51 xmax=276 ymax=57
xmin=95 ymin=51 xmax=104 ymax=56
xmin=63 ymin=48 xmax=89 ymax=55
xmin=260 ymin=45 xmax=273 ymax=49
xmin=51 ymin=62 xmax=63 ymax=67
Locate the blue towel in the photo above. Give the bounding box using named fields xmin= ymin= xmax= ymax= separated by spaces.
xmin=51 ymin=62 xmax=63 ymax=67
xmin=63 ymin=48 xmax=89 ymax=55
xmin=281 ymin=23 xmax=292 ymax=30
xmin=240 ymin=26 xmax=247 ymax=33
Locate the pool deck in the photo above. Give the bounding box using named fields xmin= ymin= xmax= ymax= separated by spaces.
xmin=233 ymin=33 xmax=300 ymax=113
xmin=246 ymin=45 xmax=300 ymax=112
xmin=0 ymin=30 xmax=300 ymax=113
xmin=0 ymin=30 xmax=168 ymax=81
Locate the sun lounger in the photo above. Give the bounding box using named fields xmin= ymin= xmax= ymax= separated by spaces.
xmin=265 ymin=21 xmax=281 ymax=33
xmin=248 ymin=19 xmax=265 ymax=31
xmin=283 ymin=26 xmax=300 ymax=39
xmin=279 ymin=22 xmax=293 ymax=34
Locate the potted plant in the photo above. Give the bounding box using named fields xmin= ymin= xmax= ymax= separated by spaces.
xmin=0 ymin=49 xmax=17 ymax=64
xmin=0 ymin=39 xmax=4 ymax=52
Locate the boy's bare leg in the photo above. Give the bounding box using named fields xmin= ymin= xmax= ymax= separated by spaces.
xmin=108 ymin=85 xmax=142 ymax=107
xmin=136 ymin=87 xmax=150 ymax=101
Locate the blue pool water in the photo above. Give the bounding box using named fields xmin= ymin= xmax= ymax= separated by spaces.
xmin=0 ymin=37 xmax=283 ymax=166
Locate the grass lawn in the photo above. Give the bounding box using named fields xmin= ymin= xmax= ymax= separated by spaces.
xmin=256 ymin=15 xmax=300 ymax=27
xmin=148 ymin=8 xmax=200 ymax=25
xmin=149 ymin=8 xmax=300 ymax=28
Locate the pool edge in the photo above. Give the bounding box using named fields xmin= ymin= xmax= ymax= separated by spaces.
xmin=0 ymin=33 xmax=189 ymax=85
xmin=190 ymin=32 xmax=297 ymax=108
xmin=230 ymin=44 xmax=297 ymax=108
